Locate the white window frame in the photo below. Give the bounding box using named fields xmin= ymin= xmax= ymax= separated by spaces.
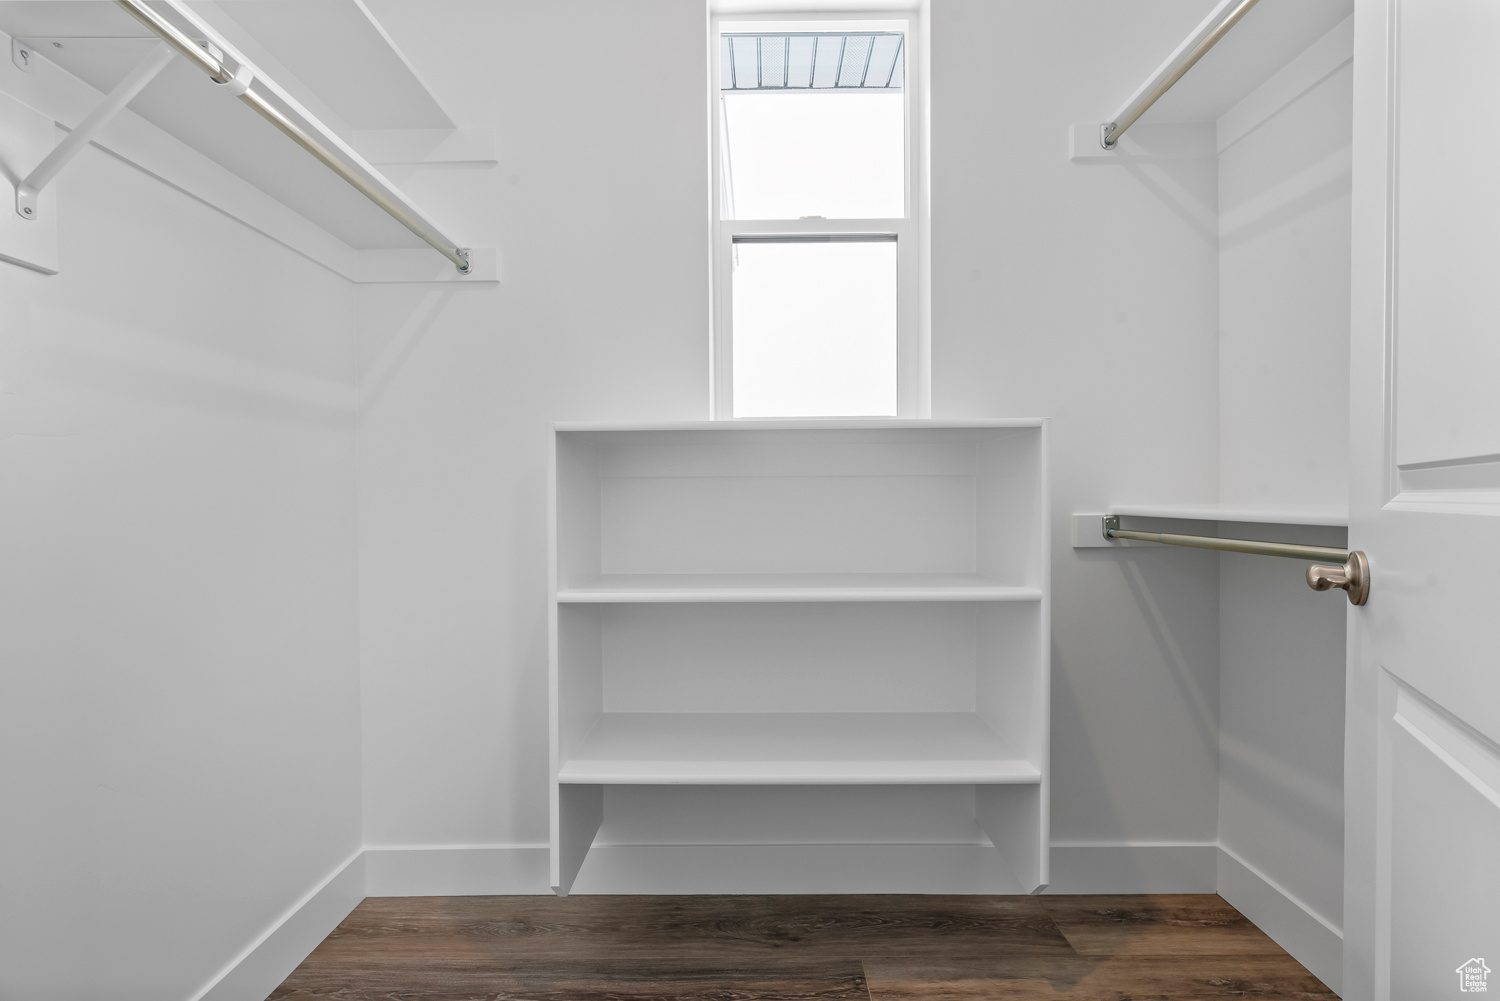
xmin=710 ymin=12 xmax=928 ymax=420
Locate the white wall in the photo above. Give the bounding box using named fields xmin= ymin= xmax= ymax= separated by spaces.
xmin=932 ymin=0 xmax=1224 ymax=857
xmin=353 ymin=0 xmax=1226 ymax=889
xmin=0 ymin=123 xmax=361 ymax=998
xmin=1218 ymin=527 xmax=1347 ymax=988
xmin=1219 ymin=59 xmax=1352 ymax=507
xmin=354 ymin=0 xmax=711 ymax=854
xmin=1213 ymin=37 xmax=1353 ymax=992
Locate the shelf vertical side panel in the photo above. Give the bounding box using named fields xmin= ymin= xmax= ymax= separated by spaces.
xmin=554 ymin=784 xmax=602 ymax=896
xmin=552 ymin=427 xmax=604 ymax=893
xmin=977 ymin=785 xmax=1045 ymax=892
xmin=1036 ymin=419 xmax=1051 ymax=888
xmin=975 ymin=420 xmax=1049 ymax=891
xmin=548 ymin=428 xmax=564 ymax=891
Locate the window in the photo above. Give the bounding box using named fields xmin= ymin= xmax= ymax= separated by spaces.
xmin=712 ymin=17 xmax=925 ymax=418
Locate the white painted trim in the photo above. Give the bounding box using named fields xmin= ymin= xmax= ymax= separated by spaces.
xmin=1218 ymin=845 xmax=1343 ymax=995
xmin=1045 ymin=842 xmax=1219 ymax=894
xmin=365 ymin=844 xmax=553 ymax=896
xmin=574 ymin=843 xmax=1028 ymax=894
xmin=367 ymin=842 xmax=1217 ymax=897
xmin=190 ymin=850 xmax=365 ymax=1001
xmin=1392 ymin=685 xmax=1500 ymax=812
xmin=1217 ymin=14 xmax=1354 ymax=154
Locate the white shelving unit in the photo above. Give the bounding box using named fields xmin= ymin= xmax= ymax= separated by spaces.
xmin=548 ymin=420 xmax=1050 ymax=894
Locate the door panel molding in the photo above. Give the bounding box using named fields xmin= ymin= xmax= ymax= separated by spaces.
xmin=1387 ymin=0 xmax=1500 ymax=500
xmin=1391 ymin=679 xmax=1500 ymax=813
xmin=1379 ymin=671 xmax=1500 ymax=999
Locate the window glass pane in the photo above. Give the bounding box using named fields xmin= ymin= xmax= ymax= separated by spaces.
xmin=811 ymin=35 xmax=842 ymax=89
xmin=836 ymin=35 xmax=874 ymax=87
xmin=722 ymin=92 xmax=903 ymax=219
xmin=720 ymin=30 xmax=904 ymax=220
xmin=786 ymin=35 xmax=816 ymax=88
xmin=866 ymin=34 xmax=902 ymax=87
xmin=730 ymin=36 xmax=758 ymax=88
xmin=732 ymin=240 xmax=897 ymax=417
xmin=760 ymin=36 xmax=786 ymax=88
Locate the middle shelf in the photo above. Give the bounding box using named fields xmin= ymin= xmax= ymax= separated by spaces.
xmin=558 ymin=573 xmax=1043 ymax=603
xmin=557 ymin=711 xmax=1041 ymax=785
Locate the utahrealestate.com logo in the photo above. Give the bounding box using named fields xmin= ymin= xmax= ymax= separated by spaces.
xmin=1458 ymin=958 xmax=1491 ymax=993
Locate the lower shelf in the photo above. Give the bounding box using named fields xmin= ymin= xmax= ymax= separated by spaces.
xmin=557 ymin=712 xmax=1041 ymax=785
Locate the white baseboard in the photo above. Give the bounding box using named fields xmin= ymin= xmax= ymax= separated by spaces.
xmin=573 ymin=843 xmax=1029 ymax=894
xmin=364 ymin=844 xmax=551 ymax=896
xmin=362 ymin=843 xmax=1029 ymax=895
xmin=1217 ymin=846 xmax=1342 ymax=996
xmin=359 ymin=842 xmax=1221 ymax=897
xmin=1045 ymin=842 xmax=1219 ymax=894
xmin=191 ymin=850 xmax=365 ymax=1001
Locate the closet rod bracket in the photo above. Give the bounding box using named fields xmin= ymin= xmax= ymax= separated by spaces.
xmin=1307 ymin=551 xmax=1370 ymax=606
xmin=14 ymin=41 xmax=176 ymax=222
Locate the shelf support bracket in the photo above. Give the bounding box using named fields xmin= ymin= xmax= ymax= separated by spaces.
xmin=15 ymin=41 xmax=175 ymax=221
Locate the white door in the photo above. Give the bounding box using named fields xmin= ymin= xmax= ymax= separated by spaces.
xmin=1347 ymin=1 xmax=1500 ymax=997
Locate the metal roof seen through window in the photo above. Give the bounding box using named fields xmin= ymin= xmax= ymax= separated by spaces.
xmin=721 ymin=33 xmax=904 ymax=92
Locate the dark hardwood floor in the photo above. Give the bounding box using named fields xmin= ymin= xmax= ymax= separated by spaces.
xmin=268 ymin=894 xmax=1337 ymax=1000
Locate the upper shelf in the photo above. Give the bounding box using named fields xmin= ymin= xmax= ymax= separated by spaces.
xmin=555 ymin=422 xmax=1047 ymax=591
xmin=1128 ymin=0 xmax=1351 ymax=124
xmin=0 ymin=0 xmax=454 ymax=133
xmin=1108 ymin=503 xmax=1348 ymax=527
xmin=0 ymin=1 xmax=493 ymax=280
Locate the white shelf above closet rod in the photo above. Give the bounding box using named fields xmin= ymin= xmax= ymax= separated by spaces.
xmin=1100 ymin=0 xmax=1261 ymax=149
xmin=113 ymin=0 xmax=476 ymax=275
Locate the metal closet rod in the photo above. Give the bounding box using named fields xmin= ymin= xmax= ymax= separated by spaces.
xmin=1101 ymin=516 xmax=1346 ymax=562
xmin=1101 ymin=0 xmax=1262 ymax=149
xmin=1101 ymin=516 xmax=1370 ymax=606
xmin=113 ymin=0 xmax=471 ymax=274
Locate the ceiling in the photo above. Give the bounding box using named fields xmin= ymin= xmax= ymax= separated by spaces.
xmin=1141 ymin=0 xmax=1354 ymax=123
